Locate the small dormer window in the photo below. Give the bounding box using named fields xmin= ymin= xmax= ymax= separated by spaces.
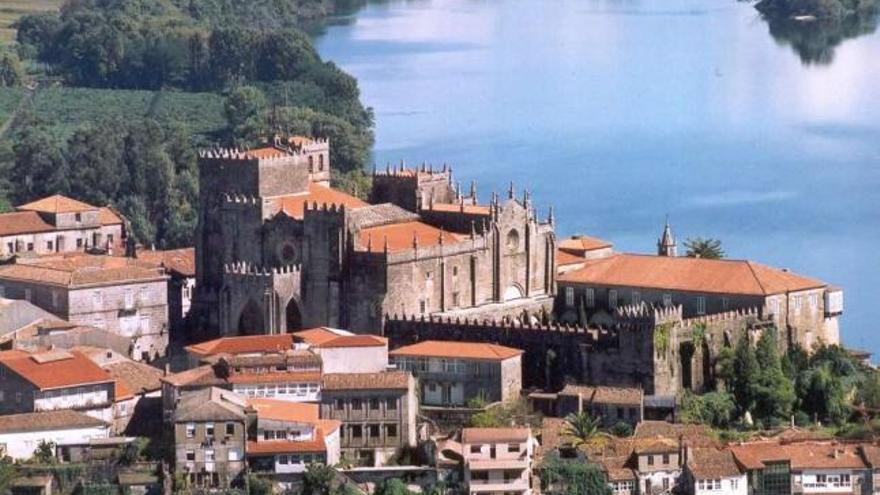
xmin=75 ymin=213 xmax=82 ymax=222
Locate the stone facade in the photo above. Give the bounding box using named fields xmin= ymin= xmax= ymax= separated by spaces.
xmin=193 ymin=139 xmax=555 ymax=337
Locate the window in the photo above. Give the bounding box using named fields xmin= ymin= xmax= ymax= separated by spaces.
xmin=452 ymin=266 xmax=458 ymax=277
xmin=205 ymin=423 xmax=214 ymax=437
xmin=185 ymin=450 xmax=195 ymax=461
xmin=697 ymin=296 xmax=706 ymax=315
xmin=369 ymin=425 xmax=380 ymax=438
xmin=308 ymin=156 xmax=314 ymax=172
xmin=5 ymin=242 xmax=12 ymax=253
xmin=279 ymin=454 xmax=289 ymax=465
xmin=631 ymin=290 xmax=641 ymax=305
xmin=52 ymin=291 xmax=60 ymax=308
xmin=75 ymin=213 xmax=82 ymax=222
xmin=426 ymin=271 xmax=433 ymax=280
xmin=617 ymin=407 xmax=624 ymax=419
xmin=352 ymin=398 xmax=362 ymax=410
xmin=185 ymin=423 xmax=195 ymax=438
xmin=662 ymin=453 xmax=670 ymax=464
xmin=26 ymin=242 xmax=34 ymax=252
xmin=386 ymin=398 xmax=397 ymax=411
xmin=565 ymin=287 xmax=575 ymax=307
xmin=24 ymin=289 xmax=31 ymax=301
xmin=350 ymin=425 xmax=362 ymax=438
xmin=76 ymin=238 xmax=83 ymax=248
xmin=336 ymin=399 xmax=345 ymax=410
xmin=419 ymin=300 xmax=426 ymax=314
xmin=647 ymin=455 xmax=654 ymax=466
xmin=226 ymin=423 xmax=235 ymax=436
xmin=608 ymin=289 xmax=618 ymax=309
xmin=386 ymin=425 xmax=397 ymax=437
xmin=809 ymin=293 xmax=819 ymax=310
xmin=47 ymin=240 xmax=54 ymax=251
xmin=470 ymin=445 xmax=482 ymax=454
xmin=731 ymin=479 xmax=738 ymax=489
xmin=124 ymin=290 xmax=135 ymax=309
xmin=794 ymin=295 xmax=803 ymax=313
xmin=662 ymin=478 xmax=669 ymax=490
xmin=508 ymin=443 xmax=520 ymax=453
xmin=204 ymin=450 xmax=215 ymax=462
xmin=452 ymin=292 xmax=460 ymax=307
xmin=318 ymin=154 xmax=324 ymax=171
xmin=722 ymin=297 xmax=730 ymax=310
xmin=585 ymin=288 xmax=595 ymax=307
xmin=663 ymin=293 xmax=672 ymax=307
xmin=370 ymin=398 xmax=380 ymax=410
xmin=107 ymin=234 xmax=114 ymax=244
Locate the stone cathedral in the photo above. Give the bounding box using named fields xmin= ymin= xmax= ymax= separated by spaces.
xmin=193 ymin=136 xmax=556 ymax=337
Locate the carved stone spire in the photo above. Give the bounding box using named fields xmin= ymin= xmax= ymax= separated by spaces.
xmin=657 ymin=216 xmax=677 ymax=257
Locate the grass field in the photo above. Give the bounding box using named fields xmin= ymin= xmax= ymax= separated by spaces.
xmin=0 ymin=0 xmax=61 ymax=42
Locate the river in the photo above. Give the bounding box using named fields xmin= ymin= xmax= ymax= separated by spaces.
xmin=314 ymin=0 xmax=880 ymax=355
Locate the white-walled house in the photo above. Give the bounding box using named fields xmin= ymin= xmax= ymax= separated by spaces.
xmin=293 ymin=327 xmax=389 ymax=374
xmin=246 ymin=399 xmax=341 ymax=474
xmin=683 ymin=448 xmax=746 ymax=495
xmin=0 ymin=410 xmax=110 ymax=460
xmin=461 ymin=427 xmax=536 ymax=495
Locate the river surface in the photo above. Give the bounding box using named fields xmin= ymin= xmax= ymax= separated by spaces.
xmin=314 ymin=0 xmax=880 ymax=355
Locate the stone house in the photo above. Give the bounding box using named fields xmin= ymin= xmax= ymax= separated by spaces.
xmin=556 ymin=224 xmax=843 ymax=351
xmin=681 ymin=448 xmax=747 ymax=495
xmin=319 ymin=370 xmax=417 ymax=466
xmin=0 ymin=254 xmax=169 ymax=361
xmin=597 ymin=456 xmax=639 ymax=495
xmin=389 ymin=340 xmax=522 ymax=407
xmin=555 ymin=384 xmax=643 ymax=427
xmin=0 ymin=349 xmax=132 ymax=429
xmin=461 ymin=427 xmax=536 ymax=495
xmin=193 ymin=137 xmax=555 ymax=337
xmin=0 ymin=410 xmax=110 ymax=461
xmin=172 ymin=387 xmax=249 ymax=489
xmin=633 ymin=436 xmax=682 ymax=495
xmin=246 ymin=398 xmax=341 ymax=475
xmin=860 ymin=445 xmax=880 ymax=495
xmin=0 ymin=194 xmax=126 ymax=259
xmin=135 ymin=247 xmax=195 ymax=336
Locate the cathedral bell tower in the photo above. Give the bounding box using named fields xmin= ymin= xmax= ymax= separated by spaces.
xmin=657 ymin=218 xmax=677 ymax=257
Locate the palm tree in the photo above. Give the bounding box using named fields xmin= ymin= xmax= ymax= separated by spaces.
xmin=562 ymin=412 xmax=610 ymax=448
xmin=684 ymin=237 xmax=725 ymax=259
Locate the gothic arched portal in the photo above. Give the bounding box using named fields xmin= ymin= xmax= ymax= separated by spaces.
xmin=238 ymin=299 xmax=264 ymax=335
xmin=285 ymin=299 xmax=303 ymax=332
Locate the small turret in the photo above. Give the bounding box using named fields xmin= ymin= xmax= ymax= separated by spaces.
xmin=657 ymin=216 xmax=677 ymax=257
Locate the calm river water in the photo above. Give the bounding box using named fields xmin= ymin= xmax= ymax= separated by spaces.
xmin=314 ymin=0 xmax=880 ymax=355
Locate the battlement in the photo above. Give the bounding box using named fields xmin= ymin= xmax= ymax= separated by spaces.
xmin=373 ymin=162 xmax=452 ymax=181
xmin=224 ymin=261 xmax=302 ymax=277
xmin=199 ymin=139 xmax=328 ymax=163
xmin=222 ymin=193 xmax=261 ymax=205
xmin=385 ymin=312 xmax=619 ymax=341
xmin=613 ymin=302 xmax=684 ymax=325
xmin=680 ymin=306 xmax=764 ymax=328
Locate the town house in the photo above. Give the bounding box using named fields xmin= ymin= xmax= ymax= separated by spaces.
xmin=0 ymin=410 xmax=110 ymax=461
xmin=682 ymin=448 xmax=747 ymax=495
xmin=555 ymin=384 xmax=644 ymax=427
xmin=461 ymin=427 xmax=536 ymax=495
xmin=389 ymin=340 xmax=523 ymax=407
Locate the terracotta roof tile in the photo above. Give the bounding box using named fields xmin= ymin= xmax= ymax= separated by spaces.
xmin=249 ymin=398 xmax=320 ymax=422
xmin=559 ymin=384 xmax=642 ymax=405
xmin=556 ymin=249 xmax=585 ymax=267
xmin=227 ymin=371 xmax=322 ymax=384
xmin=0 ymin=410 xmax=108 ymax=433
xmin=635 ymin=421 xmax=718 ymax=447
xmin=322 ymin=371 xmax=411 ymax=391
xmin=558 ymin=253 xmax=826 ymax=296
xmin=429 ymin=203 xmax=491 ymax=215
xmin=390 ymin=340 xmax=522 ymax=361
xmin=17 ymin=195 xmax=96 ymax=214
xmin=104 ymin=360 xmax=163 ymax=395
xmin=293 ymin=327 xmax=354 ymax=346
xmin=246 ymin=436 xmax=327 ymax=454
xmin=0 ymin=349 xmax=114 ymax=390
xmin=729 ymin=442 xmax=867 ymax=470
xmin=136 ymin=248 xmax=195 ymax=277
xmin=245 ymin=147 xmax=288 ymax=159
xmin=358 ymin=220 xmax=462 ymax=253
xmin=688 ymin=448 xmax=743 ymax=479
xmin=97 ymin=207 xmax=123 ymax=226
xmin=558 ymin=235 xmax=613 ymax=252
xmin=462 ymin=427 xmax=531 ymax=444
xmin=186 ymin=334 xmax=295 ymax=356
xmin=0 ymin=211 xmax=55 ymax=236
xmin=0 ymin=255 xmax=166 ymax=287
xmin=276 ymin=184 xmax=367 ymax=220
xmin=319 ymin=334 xmax=387 ymax=348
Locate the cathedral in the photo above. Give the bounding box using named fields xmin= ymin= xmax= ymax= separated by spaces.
xmin=193 ymin=136 xmax=556 ymax=336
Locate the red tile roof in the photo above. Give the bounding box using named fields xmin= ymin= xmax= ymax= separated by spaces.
xmin=688 ymin=448 xmax=743 ymax=479
xmin=0 ymin=255 xmax=166 ymax=287
xmin=246 ymin=435 xmax=328 ymax=454
xmin=186 ymin=334 xmax=295 ymax=357
xmin=558 ymin=253 xmax=826 ymax=296
xmin=558 ymin=235 xmax=613 ymax=252
xmin=293 ymin=327 xmax=352 ymax=346
xmin=462 ymin=427 xmax=531 ymax=444
xmin=359 ymin=220 xmax=462 ymax=253
xmin=390 ymin=340 xmax=522 ymax=361
xmin=730 ymin=442 xmax=867 ymax=470
xmin=322 ymin=371 xmax=411 ymax=391
xmin=0 ymin=211 xmax=55 ymax=236
xmin=556 ymin=249 xmax=585 ymax=267
xmin=319 ymin=335 xmax=387 ymax=348
xmin=227 ymin=371 xmax=322 ymax=384
xmin=249 ymin=398 xmax=320 ymax=422
xmin=276 ymin=184 xmax=367 ymax=220
xmin=17 ymin=195 xmax=96 ymax=214
xmin=245 ymin=147 xmax=288 ymax=159
xmin=135 ymin=248 xmax=195 ymax=277
xmin=97 ymin=207 xmax=123 ymax=226
xmin=429 ymin=203 xmax=491 ymax=215
xmin=559 ymin=384 xmax=642 ymax=405
xmin=0 ymin=410 xmax=108 ymax=433
xmin=0 ymin=350 xmax=114 ymax=390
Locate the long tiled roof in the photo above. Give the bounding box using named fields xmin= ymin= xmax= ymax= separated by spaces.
xmin=559 ymin=384 xmax=642 ymax=405
xmin=174 ymin=387 xmax=248 ymax=422
xmin=319 ymin=335 xmax=387 ymax=348
xmin=249 ymin=398 xmax=320 ymax=422
xmin=558 ymin=253 xmax=826 ymax=296
xmin=322 ymin=371 xmax=411 ymax=391
xmin=730 ymin=442 xmax=868 ymax=470
xmin=634 ymin=421 xmax=718 ymax=447
xmin=462 ymin=427 xmax=530 ymax=444
xmin=104 ymin=360 xmax=163 ymax=395
xmin=558 ymin=235 xmax=613 ymax=252
xmin=0 ymin=410 xmax=108 ymax=434
xmin=390 ymin=340 xmax=522 ymax=361
xmin=97 ymin=207 xmax=123 ymax=225
xmin=556 ymin=249 xmax=585 ymax=267
xmin=0 ymin=349 xmax=114 ymax=390
xmin=429 ymin=203 xmax=491 ymax=215
xmin=17 ymin=195 xmax=96 ymax=213
xmin=0 ymin=211 xmax=55 ymax=236
xmin=358 ymin=220 xmax=462 ymax=253
xmin=276 ymin=184 xmax=367 ymax=219
xmin=293 ymin=327 xmax=354 ymax=346
xmin=186 ymin=334 xmax=295 ymax=356
xmin=0 ymin=255 xmax=166 ymax=287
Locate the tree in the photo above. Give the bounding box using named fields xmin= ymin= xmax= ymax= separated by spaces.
xmin=0 ymin=456 xmax=17 ymax=494
xmin=302 ymin=463 xmax=335 ymax=495
xmin=730 ymin=335 xmax=760 ymax=416
xmin=537 ymin=452 xmax=612 ymax=495
xmin=374 ymin=479 xmax=415 ymax=495
xmin=562 ymin=412 xmax=609 ymax=448
xmin=225 ymin=85 xmax=268 ymax=144
xmin=684 ymin=237 xmax=725 ymax=259
xmin=0 ymin=49 xmax=24 ymax=87
xmin=10 ymin=123 xmax=70 ymax=203
xmin=680 ymin=391 xmax=736 ymax=429
xmin=33 ymin=440 xmax=56 ymax=464
xmin=714 ymin=346 xmax=736 ymax=389
xmin=752 ymin=330 xmax=796 ymax=426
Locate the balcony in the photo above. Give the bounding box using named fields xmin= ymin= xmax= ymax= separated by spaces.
xmin=469 ymin=477 xmax=529 ymax=493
